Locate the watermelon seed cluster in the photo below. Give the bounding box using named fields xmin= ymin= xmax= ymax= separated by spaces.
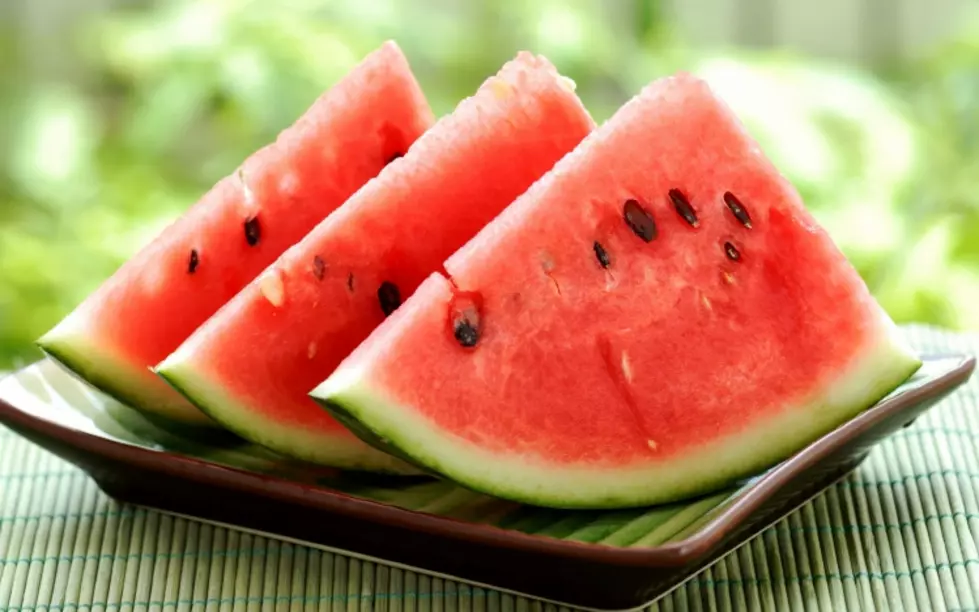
xmin=377 ymin=281 xmax=402 ymax=316
xmin=623 ymin=199 xmax=657 ymax=242
xmin=260 ymin=271 xmax=285 ymax=307
xmin=723 ymin=192 xmax=752 ymax=228
xmin=668 ymin=189 xmax=698 ymax=227
xmin=724 ymin=241 xmax=741 ymax=262
xmin=453 ymin=316 xmax=480 ymax=348
xmin=244 ymin=217 xmax=261 ymax=246
xmin=593 ymin=241 xmax=611 ymax=268
xmin=312 ymin=256 xmax=326 ymax=281
xmin=188 ymin=249 xmax=200 ymax=274
xmin=616 ymin=191 xmax=752 ymax=264
xmin=447 ymin=292 xmax=482 ymax=349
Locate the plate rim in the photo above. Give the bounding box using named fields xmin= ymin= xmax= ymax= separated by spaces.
xmin=0 ymin=353 xmax=973 ymax=569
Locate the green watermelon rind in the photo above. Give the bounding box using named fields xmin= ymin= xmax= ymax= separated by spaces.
xmin=323 ymin=398 xmax=444 ymax=477
xmin=37 ymin=324 xmax=224 ymax=433
xmin=153 ymin=358 xmax=423 ymax=476
xmin=310 ymin=323 xmax=922 ymax=509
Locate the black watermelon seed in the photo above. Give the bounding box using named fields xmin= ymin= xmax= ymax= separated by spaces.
xmin=723 ymin=192 xmax=752 ymax=228
xmin=244 ymin=216 xmax=261 ymax=246
xmin=312 ymin=256 xmax=325 ymax=280
xmin=386 ymin=152 xmax=403 ymax=165
xmin=623 ymin=199 xmax=657 ymax=242
xmin=723 ymin=241 xmax=741 ymax=262
xmin=188 ymin=249 xmax=199 ymax=274
xmin=453 ymin=317 xmax=480 ymax=348
xmin=377 ymin=281 xmax=401 ymax=317
xmin=668 ymin=189 xmax=699 ymax=227
xmin=347 ymin=273 xmax=355 ymax=292
xmin=593 ymin=241 xmax=610 ymax=269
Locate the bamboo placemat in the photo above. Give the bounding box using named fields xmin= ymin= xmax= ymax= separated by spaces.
xmin=0 ymin=323 xmax=977 ymax=611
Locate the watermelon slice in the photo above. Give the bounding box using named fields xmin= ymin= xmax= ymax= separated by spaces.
xmin=154 ymin=53 xmax=595 ymax=470
xmin=309 ymin=73 xmax=922 ymax=508
xmin=37 ymin=41 xmax=434 ymax=429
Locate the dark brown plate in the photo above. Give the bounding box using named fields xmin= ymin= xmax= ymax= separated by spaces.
xmin=0 ymin=355 xmax=973 ymax=611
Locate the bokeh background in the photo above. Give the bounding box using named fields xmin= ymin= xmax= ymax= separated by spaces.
xmin=1 ymin=0 xmax=978 ymax=370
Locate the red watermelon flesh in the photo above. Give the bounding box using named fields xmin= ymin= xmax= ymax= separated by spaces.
xmin=36 ymin=41 xmax=434 ymax=429
xmin=310 ymin=72 xmax=922 ymax=507
xmin=154 ymin=53 xmax=595 ymax=471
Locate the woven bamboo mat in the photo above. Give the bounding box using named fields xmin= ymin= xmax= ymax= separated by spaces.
xmin=0 ymin=324 xmax=977 ymax=612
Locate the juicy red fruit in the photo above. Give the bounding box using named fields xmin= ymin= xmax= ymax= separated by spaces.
xmin=38 ymin=41 xmax=435 ymax=427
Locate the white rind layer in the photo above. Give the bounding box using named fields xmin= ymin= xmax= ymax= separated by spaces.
xmin=311 ymin=313 xmax=921 ymax=509
xmin=38 ymin=314 xmax=218 ymax=427
xmin=155 ymin=349 xmax=421 ymax=475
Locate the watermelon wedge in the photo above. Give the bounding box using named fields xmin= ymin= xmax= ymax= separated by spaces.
xmin=37 ymin=41 xmax=434 ymax=429
xmin=154 ymin=53 xmax=595 ymax=470
xmin=310 ymin=73 xmax=922 ymax=508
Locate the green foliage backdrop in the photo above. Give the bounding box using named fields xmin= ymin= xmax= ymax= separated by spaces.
xmin=2 ymin=0 xmax=979 ymax=369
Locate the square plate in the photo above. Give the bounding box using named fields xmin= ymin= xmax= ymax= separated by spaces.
xmin=0 ymin=355 xmax=973 ymax=611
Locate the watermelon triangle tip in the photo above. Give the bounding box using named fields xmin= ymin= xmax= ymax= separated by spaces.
xmin=152 ymin=357 xmax=189 ymax=397
xmin=34 ymin=333 xmax=53 ymax=352
xmin=377 ymin=39 xmax=406 ymax=58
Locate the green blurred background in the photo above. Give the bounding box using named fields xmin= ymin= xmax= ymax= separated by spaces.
xmin=1 ymin=0 xmax=978 ymax=369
